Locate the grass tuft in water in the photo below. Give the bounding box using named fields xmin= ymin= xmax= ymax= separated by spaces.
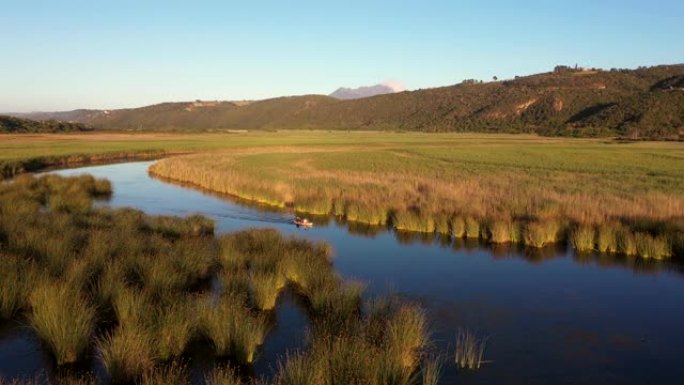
xmin=455 ymin=328 xmax=488 ymax=370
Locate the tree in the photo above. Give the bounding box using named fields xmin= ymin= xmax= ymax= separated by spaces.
xmin=493 ymin=76 xmax=498 ymax=81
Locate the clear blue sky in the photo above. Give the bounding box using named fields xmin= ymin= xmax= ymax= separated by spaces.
xmin=1 ymin=0 xmax=682 ymax=112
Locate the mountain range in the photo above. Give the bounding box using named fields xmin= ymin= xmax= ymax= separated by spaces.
xmin=5 ymin=65 xmax=684 ymax=139
xmin=329 ymin=83 xmax=404 ymax=100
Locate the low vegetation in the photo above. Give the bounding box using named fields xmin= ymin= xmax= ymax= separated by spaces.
xmin=0 ymin=174 xmax=439 ymax=384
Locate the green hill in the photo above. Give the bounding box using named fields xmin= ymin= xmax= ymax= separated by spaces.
xmin=12 ymin=64 xmax=684 ymax=139
xmin=0 ymin=115 xmax=93 ymax=133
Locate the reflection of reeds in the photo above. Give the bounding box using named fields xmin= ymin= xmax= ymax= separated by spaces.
xmin=455 ymin=328 xmax=488 ymax=370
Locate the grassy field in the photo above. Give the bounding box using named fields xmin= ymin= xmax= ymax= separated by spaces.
xmin=0 ymin=131 xmax=466 ymax=178
xmin=147 ymin=133 xmax=684 ymax=258
xmin=0 ymin=174 xmax=433 ymax=385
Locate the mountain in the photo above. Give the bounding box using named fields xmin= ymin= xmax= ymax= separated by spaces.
xmin=8 ymin=65 xmax=684 ymax=139
xmin=330 ymin=83 xmax=402 ymax=100
xmin=0 ymin=115 xmax=93 ymax=133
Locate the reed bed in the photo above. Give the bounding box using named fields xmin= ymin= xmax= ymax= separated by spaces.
xmin=0 ymin=173 xmax=440 ymax=384
xmin=149 ymin=140 xmax=684 ymax=259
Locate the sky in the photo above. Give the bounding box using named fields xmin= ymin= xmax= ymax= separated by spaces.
xmin=1 ymin=0 xmax=682 ymax=112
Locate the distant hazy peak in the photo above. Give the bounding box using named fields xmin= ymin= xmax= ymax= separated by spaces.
xmin=329 ymin=82 xmax=404 ymax=100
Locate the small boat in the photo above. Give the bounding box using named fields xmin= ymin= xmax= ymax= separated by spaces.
xmin=293 ymin=216 xmax=313 ymax=228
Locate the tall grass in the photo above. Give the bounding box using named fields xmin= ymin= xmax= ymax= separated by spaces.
xmin=571 ymin=224 xmax=596 ymax=252
xmin=385 ymin=304 xmax=427 ymax=368
xmin=635 ymin=233 xmax=671 ymax=259
xmin=0 ymin=255 xmax=35 ymax=320
xmin=205 ymin=365 xmax=244 ymax=385
xmin=524 ymin=221 xmax=561 ymax=248
xmin=29 ymin=280 xmax=96 ymax=365
xmin=421 ymin=357 xmax=443 ymax=385
xmin=98 ymin=327 xmax=156 ymax=383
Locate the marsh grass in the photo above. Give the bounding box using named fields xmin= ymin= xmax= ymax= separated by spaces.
xmin=3 ymin=174 xmax=434 ymax=384
xmin=0 ymin=255 xmax=35 ymax=320
xmin=597 ymin=223 xmax=619 ymax=253
xmin=154 ymin=301 xmax=197 ymax=361
xmin=205 ymin=365 xmax=244 ymax=385
xmin=455 ymin=328 xmax=488 ymax=370
xmin=524 ymin=221 xmax=561 ymax=248
xmin=386 ymin=304 xmax=427 ymax=368
xmin=29 ymin=280 xmax=96 ymax=365
xmin=571 ymin=225 xmax=596 ymax=252
xmin=197 ymin=295 xmax=268 ymax=364
xmin=421 ymin=357 xmax=443 ymax=385
xmin=140 ymin=361 xmax=189 ymax=385
xmin=97 ymin=327 xmax=156 ymax=383
xmin=250 ymin=271 xmax=285 ymax=311
xmin=635 ymin=233 xmax=671 ymax=259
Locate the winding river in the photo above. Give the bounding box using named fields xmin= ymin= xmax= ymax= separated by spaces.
xmin=1 ymin=161 xmax=683 ymax=384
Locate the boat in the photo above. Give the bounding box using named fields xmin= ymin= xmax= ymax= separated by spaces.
xmin=293 ymin=216 xmax=313 ymax=228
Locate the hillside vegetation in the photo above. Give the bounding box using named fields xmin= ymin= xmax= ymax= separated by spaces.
xmin=0 ymin=115 xmax=93 ymax=133
xmin=14 ymin=65 xmax=684 ymax=139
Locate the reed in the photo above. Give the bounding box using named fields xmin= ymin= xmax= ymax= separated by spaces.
xmin=635 ymin=233 xmax=671 ymax=259
xmin=421 ymin=357 xmax=443 ymax=385
xmin=450 ymin=215 xmax=466 ymax=238
xmin=97 ymin=327 xmax=156 ymax=383
xmin=454 ymin=328 xmax=487 ymax=370
xmin=274 ymin=352 xmax=322 ymax=385
xmin=524 ymin=221 xmax=561 ymax=248
xmin=154 ymin=301 xmax=197 ymax=360
xmin=250 ymin=270 xmax=285 ymax=310
xmin=140 ymin=361 xmax=189 ymax=385
xmin=464 ymin=217 xmax=480 ymax=239
xmin=597 ymin=223 xmax=619 ymax=253
xmin=393 ymin=210 xmax=436 ymax=233
xmin=617 ymin=229 xmax=638 ymax=256
xmin=571 ymin=224 xmax=596 ymax=252
xmin=231 ymin=311 xmax=269 ymax=364
xmin=385 ymin=303 xmax=428 ymax=368
xmin=487 ymin=220 xmax=512 ymax=244
xmin=29 ymin=280 xmax=96 ymax=365
xmin=0 ymin=255 xmax=34 ymax=319
xmin=205 ymin=365 xmax=244 ymax=385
